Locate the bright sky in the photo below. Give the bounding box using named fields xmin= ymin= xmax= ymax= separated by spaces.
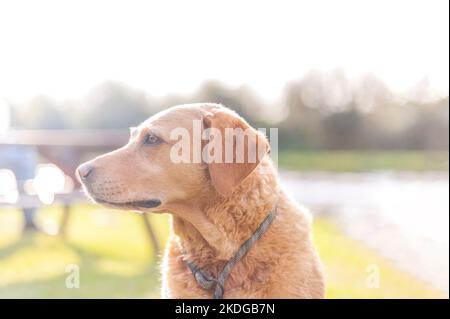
xmin=0 ymin=0 xmax=448 ymax=103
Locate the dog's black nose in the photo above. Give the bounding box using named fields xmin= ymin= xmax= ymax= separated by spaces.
xmin=77 ymin=163 xmax=93 ymax=182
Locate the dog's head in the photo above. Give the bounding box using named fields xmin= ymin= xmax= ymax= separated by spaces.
xmin=76 ymin=103 xmax=269 ymax=212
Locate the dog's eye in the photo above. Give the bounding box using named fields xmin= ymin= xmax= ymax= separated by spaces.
xmin=143 ymin=133 xmax=162 ymax=146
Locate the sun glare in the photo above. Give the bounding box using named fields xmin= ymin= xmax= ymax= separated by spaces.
xmin=0 ymin=0 xmax=448 ymax=102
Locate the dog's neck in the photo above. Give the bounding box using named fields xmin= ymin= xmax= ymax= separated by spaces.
xmin=168 ymin=159 xmax=279 ymax=262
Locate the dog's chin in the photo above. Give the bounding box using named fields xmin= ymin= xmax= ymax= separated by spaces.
xmin=91 ymin=197 xmax=162 ymax=211
xmin=81 ymin=185 xmax=162 ymax=211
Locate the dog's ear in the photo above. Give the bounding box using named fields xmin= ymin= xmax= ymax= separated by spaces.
xmin=202 ymin=108 xmax=269 ymax=196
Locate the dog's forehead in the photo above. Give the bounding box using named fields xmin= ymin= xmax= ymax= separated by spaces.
xmin=141 ymin=103 xmax=221 ymax=132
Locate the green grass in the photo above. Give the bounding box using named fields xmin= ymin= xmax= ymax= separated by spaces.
xmin=313 ymin=219 xmax=443 ymax=298
xmin=0 ymin=205 xmax=445 ymax=298
xmin=0 ymin=205 xmax=169 ymax=298
xmin=279 ymin=151 xmax=449 ymax=172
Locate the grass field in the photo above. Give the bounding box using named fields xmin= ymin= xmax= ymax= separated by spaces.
xmin=0 ymin=204 xmax=444 ymax=298
xmin=278 ymin=151 xmax=449 ymax=172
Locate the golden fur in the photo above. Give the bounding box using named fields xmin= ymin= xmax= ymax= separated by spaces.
xmin=77 ymin=103 xmax=325 ymax=298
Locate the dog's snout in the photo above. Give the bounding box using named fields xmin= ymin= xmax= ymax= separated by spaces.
xmin=77 ymin=163 xmax=94 ymax=182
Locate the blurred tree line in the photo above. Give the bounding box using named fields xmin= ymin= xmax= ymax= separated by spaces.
xmin=9 ymin=71 xmax=449 ymax=151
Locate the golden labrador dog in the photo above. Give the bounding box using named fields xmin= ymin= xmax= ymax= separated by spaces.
xmin=77 ymin=103 xmax=325 ymax=298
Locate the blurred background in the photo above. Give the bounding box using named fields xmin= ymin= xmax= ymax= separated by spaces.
xmin=0 ymin=0 xmax=448 ymax=298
